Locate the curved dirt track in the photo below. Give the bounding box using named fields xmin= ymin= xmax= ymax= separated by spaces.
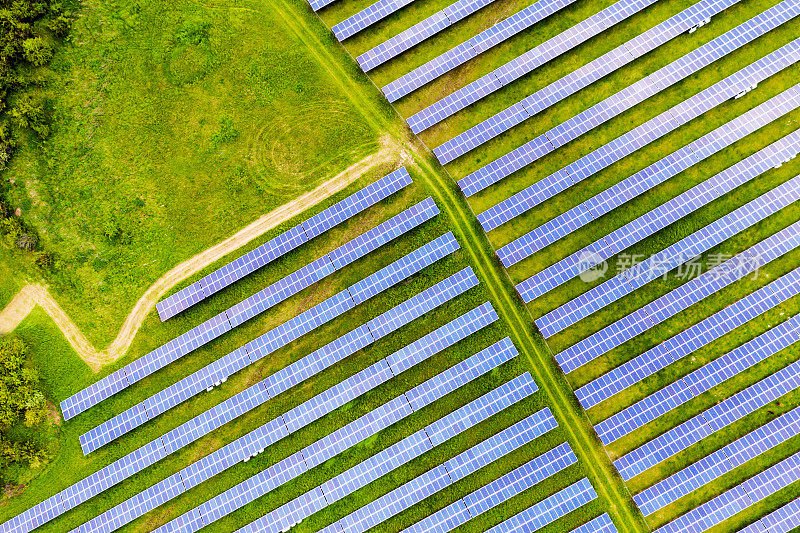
xmin=0 ymin=135 xmax=405 ymax=372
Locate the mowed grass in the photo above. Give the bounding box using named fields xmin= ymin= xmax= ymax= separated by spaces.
xmin=1 ymin=0 xmax=382 ymax=347
xmin=321 ymin=0 xmax=800 ymax=529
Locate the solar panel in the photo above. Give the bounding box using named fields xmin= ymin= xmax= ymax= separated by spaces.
xmin=425 ymin=372 xmax=537 ymax=445
xmin=62 ymin=175 xmax=419 ymax=422
xmin=481 ymin=61 xmax=800 ymax=235
xmin=408 ymin=0 xmax=662 ymax=134
xmin=387 ymin=303 xmax=499 ymax=374
xmin=576 ymin=267 xmax=800 ymax=409
xmin=357 ymin=0 xmax=498 ymax=72
xmin=156 ymin=168 xmax=412 ymax=320
xmin=310 ymin=0 xmax=338 ymax=11
xmin=553 ymin=219 xmax=800 ymax=374
xmin=634 ymin=406 xmax=800 ymax=516
xmin=433 ymin=0 xmax=743 ymax=162
xmin=333 ymin=0 xmax=417 ymax=41
xmin=80 ymin=233 xmax=459 ymax=453
xmin=535 ymin=169 xmax=800 ymax=333
xmin=77 ymin=296 xmax=504 ymax=533
xmin=456 ymin=1 xmax=799 ymax=197
xmin=740 ymin=497 xmax=800 ymax=533
xmin=327 ymin=383 xmax=547 ymax=533
xmin=382 ymin=0 xmax=577 ymax=102
xmin=654 ymin=451 xmax=800 ymax=533
xmin=569 ymin=514 xmax=618 ymax=533
xmin=614 ymin=334 xmax=800 ymax=481
xmin=403 ymin=442 xmax=576 ymax=533
xmin=484 ymin=478 xmax=598 ymax=533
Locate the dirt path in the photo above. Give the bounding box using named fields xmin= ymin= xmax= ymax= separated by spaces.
xmin=0 ymin=135 xmax=404 ymax=372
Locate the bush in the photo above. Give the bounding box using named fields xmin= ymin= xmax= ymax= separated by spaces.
xmin=34 ymin=251 xmax=53 ymax=270
xmin=21 ymin=37 xmax=52 ymax=66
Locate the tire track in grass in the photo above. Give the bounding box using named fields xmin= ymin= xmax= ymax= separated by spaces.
xmin=269 ymin=0 xmax=649 ymax=531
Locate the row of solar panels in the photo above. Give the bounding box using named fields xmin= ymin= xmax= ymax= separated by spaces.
xmin=480 ymin=41 xmax=800 ymax=236
xmin=495 ymin=79 xmax=800 ymax=268
xmin=455 ymin=0 xmax=800 ymax=197
xmin=3 ymin=254 xmax=492 ymax=533
xmin=61 ymin=168 xmax=413 ymax=421
xmin=431 ymin=0 xmax=743 ymax=162
xmin=80 ymin=229 xmax=458 ymax=453
xmin=530 ymin=136 xmax=800 ymax=333
xmin=77 ymin=291 xmax=511 ymax=533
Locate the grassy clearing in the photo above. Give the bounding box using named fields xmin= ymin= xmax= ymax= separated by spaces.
xmin=1 ymin=0 xmax=383 ymax=346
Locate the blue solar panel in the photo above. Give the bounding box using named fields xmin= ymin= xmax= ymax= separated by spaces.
xmin=409 ymin=0 xmax=662 ymax=134
xmin=455 ymin=1 xmax=797 ymax=197
xmin=310 ymin=0 xmax=337 ymax=11
xmin=333 ymin=0 xmax=416 ymax=41
xmin=62 ymin=174 xmax=417 ymax=423
xmin=326 ymin=384 xmax=549 ymax=533
xmin=382 ymin=0 xmax=577 ymax=102
xmin=635 ymin=406 xmax=800 ymax=516
xmin=155 ymin=168 xmax=412 ymax=321
xmin=553 ymin=219 xmax=800 ymax=374
xmin=357 ymin=0 xmax=497 ymax=72
xmin=570 ymin=514 xmax=618 ymax=533
xmin=741 ymin=497 xmax=800 ymax=533
xmin=404 ymin=442 xmax=576 ymax=533
xmin=654 ymin=451 xmax=800 ymax=533
xmin=484 ymin=478 xmax=598 ymax=533
xmin=480 ymin=58 xmax=800 ymax=234
xmin=80 ymin=233 xmax=459 ymax=453
xmin=387 ymin=302 xmax=498 ymax=374
xmin=426 ymin=372 xmax=537 ymax=445
xmin=576 ymin=266 xmax=800 ymax=409
xmin=614 ymin=337 xmax=800 ymax=481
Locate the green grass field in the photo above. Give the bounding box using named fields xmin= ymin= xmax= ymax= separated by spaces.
xmin=3 ymin=0 xmax=800 ymax=531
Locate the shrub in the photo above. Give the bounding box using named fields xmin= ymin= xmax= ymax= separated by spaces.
xmin=21 ymin=37 xmax=53 ymax=67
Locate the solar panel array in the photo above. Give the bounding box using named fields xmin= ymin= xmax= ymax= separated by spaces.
xmin=156 ymin=167 xmax=412 ymax=320
xmin=594 ymin=312 xmax=800 ymax=446
xmin=61 ymin=170 xmax=415 ymax=422
xmin=553 ymin=219 xmax=800 ymax=374
xmin=576 ymin=266 xmax=800 ymax=409
xmin=407 ymin=0 xmax=660 ymax=134
xmin=570 ymin=514 xmax=618 ymax=533
xmin=2 ymin=269 xmax=487 ymax=533
xmin=235 ymin=375 xmax=545 ymax=533
xmin=432 ymin=0 xmax=741 ymax=161
xmin=382 ymin=0 xmax=578 ymax=102
xmin=357 ymin=0 xmax=498 ymax=72
xmin=495 ymin=81 xmax=800 ymax=267
xmin=613 ymin=323 xmax=800 ymax=481
xmin=323 ymin=378 xmax=551 ymax=533
xmin=479 ymin=50 xmax=800 ymax=235
xmin=79 ymin=232 xmax=460 ymax=454
xmin=634 ymin=405 xmax=800 ymax=516
xmin=333 ymin=0 xmax=417 ymax=40
xmin=401 ymin=443 xmax=577 ymax=533
xmin=654 ymin=451 xmax=800 ymax=533
xmin=456 ymin=1 xmax=800 ymax=197
xmin=740 ymin=497 xmax=800 ymax=533
xmin=529 ymin=149 xmax=800 ymax=328
xmin=140 ymin=338 xmax=520 ymax=533
xmin=483 ymin=478 xmax=598 ymax=533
